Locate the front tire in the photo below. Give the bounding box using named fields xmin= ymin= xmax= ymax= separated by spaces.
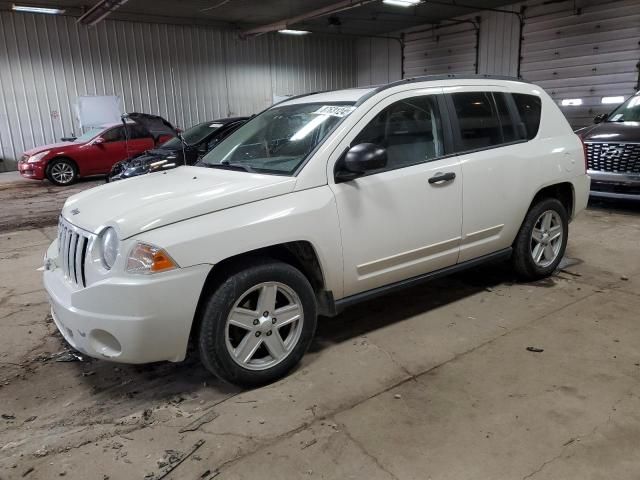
xmin=198 ymin=260 xmax=317 ymax=388
xmin=46 ymin=158 xmax=78 ymax=186
xmin=512 ymin=197 xmax=568 ymax=280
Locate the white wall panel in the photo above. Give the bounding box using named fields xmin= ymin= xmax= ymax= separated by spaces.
xmin=478 ymin=7 xmax=521 ymax=77
xmin=0 ymin=11 xmax=357 ymax=169
xmin=403 ymin=21 xmax=478 ymax=77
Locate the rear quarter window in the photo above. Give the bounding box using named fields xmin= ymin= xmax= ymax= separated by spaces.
xmin=512 ymin=93 xmax=542 ymax=140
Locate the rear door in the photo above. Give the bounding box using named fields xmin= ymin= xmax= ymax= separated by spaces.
xmin=445 ymin=88 xmax=535 ymax=262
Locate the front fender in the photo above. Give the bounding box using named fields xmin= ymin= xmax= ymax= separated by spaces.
xmin=133 ymin=187 xmax=345 ymax=299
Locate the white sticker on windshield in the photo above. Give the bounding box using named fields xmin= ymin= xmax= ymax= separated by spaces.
xmin=209 ymin=123 xmax=223 ymax=128
xmin=312 ymin=105 xmax=356 ymax=117
xmin=610 ymin=114 xmax=623 ymax=121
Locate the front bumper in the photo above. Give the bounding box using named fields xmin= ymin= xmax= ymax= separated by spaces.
xmin=43 ymin=240 xmax=211 ymax=364
xmin=587 ymin=170 xmax=640 ymax=200
xmin=18 ymin=161 xmax=45 ymax=180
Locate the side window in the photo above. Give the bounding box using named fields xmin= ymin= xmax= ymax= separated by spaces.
xmin=494 ymin=93 xmax=518 ymax=143
xmin=450 ymin=92 xmax=503 ymax=151
xmin=102 ymin=126 xmax=125 ymax=142
xmin=512 ymin=93 xmax=542 ymax=140
xmin=353 ymin=95 xmax=444 ymax=172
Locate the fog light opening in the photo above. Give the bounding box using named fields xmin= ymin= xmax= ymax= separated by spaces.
xmin=89 ymin=329 xmax=122 ymax=358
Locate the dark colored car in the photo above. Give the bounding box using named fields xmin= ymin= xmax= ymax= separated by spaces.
xmin=18 ymin=113 xmax=176 ymax=186
xmin=108 ymin=117 xmax=247 ymax=181
xmin=576 ymin=91 xmax=640 ymax=200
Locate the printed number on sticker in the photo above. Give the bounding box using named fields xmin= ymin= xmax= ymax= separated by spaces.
xmin=313 ymin=105 xmax=356 ymax=117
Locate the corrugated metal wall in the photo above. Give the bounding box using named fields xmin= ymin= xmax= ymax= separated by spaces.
xmin=0 ymin=11 xmax=357 ymax=169
xmin=521 ymin=0 xmax=640 ymax=127
xmin=356 ymin=37 xmax=402 ymax=86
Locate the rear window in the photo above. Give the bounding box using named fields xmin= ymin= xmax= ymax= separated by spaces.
xmin=512 ymin=93 xmax=542 ymax=140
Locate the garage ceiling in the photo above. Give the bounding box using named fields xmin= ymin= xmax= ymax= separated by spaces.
xmin=0 ymin=0 xmax=518 ymax=35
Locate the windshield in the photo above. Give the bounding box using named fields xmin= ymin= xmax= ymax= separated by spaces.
xmin=162 ymin=121 xmax=223 ymax=148
xmin=200 ymin=103 xmax=355 ymax=175
xmin=74 ymin=128 xmax=104 ymax=143
xmin=607 ymin=94 xmax=640 ymax=122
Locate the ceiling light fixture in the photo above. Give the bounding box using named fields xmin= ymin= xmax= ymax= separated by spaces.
xmin=382 ymin=0 xmax=420 ymax=7
xmin=12 ymin=4 xmax=65 ymax=14
xmin=561 ymin=99 xmax=583 ymax=106
xmin=278 ymin=29 xmax=310 ymax=35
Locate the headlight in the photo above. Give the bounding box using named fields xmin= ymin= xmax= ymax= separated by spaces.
xmin=27 ymin=151 xmax=49 ymax=163
xmin=100 ymin=227 xmax=119 ymax=270
xmin=126 ymin=242 xmax=178 ymax=274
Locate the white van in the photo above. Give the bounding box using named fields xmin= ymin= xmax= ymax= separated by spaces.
xmin=44 ymin=75 xmax=590 ymax=387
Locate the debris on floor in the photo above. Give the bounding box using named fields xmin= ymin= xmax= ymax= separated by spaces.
xmin=526 ymin=347 xmax=544 ymax=353
xmin=178 ymin=409 xmax=219 ymax=433
xmin=149 ymin=439 xmax=205 ymax=480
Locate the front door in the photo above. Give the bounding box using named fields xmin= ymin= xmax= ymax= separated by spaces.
xmin=329 ymin=91 xmax=463 ymax=297
xmin=92 ymin=126 xmax=128 ymax=173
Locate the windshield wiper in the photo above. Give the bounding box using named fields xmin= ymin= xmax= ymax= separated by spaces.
xmin=201 ymin=162 xmax=255 ymax=173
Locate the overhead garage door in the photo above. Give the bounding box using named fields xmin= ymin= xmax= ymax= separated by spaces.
xmin=403 ymin=21 xmax=478 ymax=78
xmin=521 ymin=0 xmax=640 ymax=128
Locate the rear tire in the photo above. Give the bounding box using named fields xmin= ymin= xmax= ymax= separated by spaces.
xmin=198 ymin=259 xmax=317 ymax=388
xmin=512 ymin=197 xmax=568 ymax=280
xmin=46 ymin=158 xmax=78 ymax=186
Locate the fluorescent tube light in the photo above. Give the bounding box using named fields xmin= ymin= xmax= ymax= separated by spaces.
xmin=278 ymin=29 xmax=310 ymax=35
xmin=601 ymin=96 xmax=624 ymax=104
xmin=383 ymin=0 xmax=420 ymax=7
xmin=561 ymin=99 xmax=583 ymax=106
xmin=12 ymin=4 xmax=65 ymax=14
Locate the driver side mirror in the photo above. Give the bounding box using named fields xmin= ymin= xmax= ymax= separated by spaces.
xmin=335 ymin=143 xmax=387 ymax=183
xmin=93 ymin=136 xmax=105 ymax=145
xmin=593 ymin=113 xmax=608 ymax=124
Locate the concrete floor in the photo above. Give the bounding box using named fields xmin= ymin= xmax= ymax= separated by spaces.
xmin=0 ymin=180 xmax=639 ymax=479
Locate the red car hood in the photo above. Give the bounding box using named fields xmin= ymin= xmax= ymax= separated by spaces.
xmin=24 ymin=141 xmax=77 ymax=156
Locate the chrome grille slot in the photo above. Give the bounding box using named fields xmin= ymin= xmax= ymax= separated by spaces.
xmin=586 ymin=142 xmax=640 ymax=174
xmin=57 ymin=217 xmax=93 ymax=288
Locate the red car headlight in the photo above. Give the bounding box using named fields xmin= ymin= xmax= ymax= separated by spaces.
xmin=26 ymin=151 xmax=49 ymax=163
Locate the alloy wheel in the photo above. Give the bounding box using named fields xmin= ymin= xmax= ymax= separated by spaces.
xmin=50 ymin=162 xmax=75 ymax=184
xmin=530 ymin=210 xmax=563 ymax=268
xmin=225 ymin=282 xmax=304 ymax=371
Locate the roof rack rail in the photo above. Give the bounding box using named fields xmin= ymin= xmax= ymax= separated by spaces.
xmin=355 ymin=74 xmax=531 ymax=106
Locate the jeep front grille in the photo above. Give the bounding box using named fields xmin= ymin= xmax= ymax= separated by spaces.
xmin=58 ymin=217 xmax=93 ymax=288
xmin=585 ymin=142 xmax=640 ymax=174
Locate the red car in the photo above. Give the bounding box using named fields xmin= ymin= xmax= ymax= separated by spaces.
xmin=18 ymin=115 xmax=175 ymax=186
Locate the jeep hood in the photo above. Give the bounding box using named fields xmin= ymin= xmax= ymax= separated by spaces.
xmin=62 ymin=166 xmax=297 ymax=239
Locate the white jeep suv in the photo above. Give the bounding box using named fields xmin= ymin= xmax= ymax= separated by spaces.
xmin=44 ymin=76 xmax=590 ymax=387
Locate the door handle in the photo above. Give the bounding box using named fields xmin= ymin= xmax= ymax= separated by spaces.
xmin=428 ymin=172 xmax=456 ymax=184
